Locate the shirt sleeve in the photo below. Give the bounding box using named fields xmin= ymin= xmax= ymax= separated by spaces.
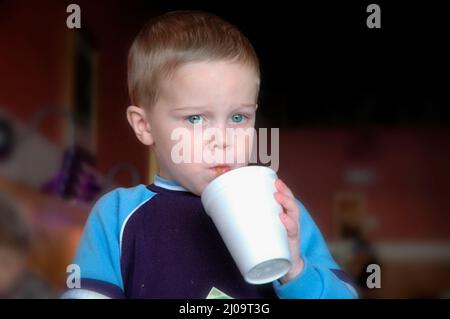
xmin=61 ymin=190 xmax=125 ymax=299
xmin=61 ymin=185 xmax=156 ymax=299
xmin=273 ymin=199 xmax=358 ymax=299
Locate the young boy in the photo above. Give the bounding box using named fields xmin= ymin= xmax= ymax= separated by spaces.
xmin=64 ymin=11 xmax=357 ymax=299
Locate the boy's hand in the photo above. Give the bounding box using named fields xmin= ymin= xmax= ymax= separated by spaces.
xmin=274 ymin=179 xmax=304 ymax=284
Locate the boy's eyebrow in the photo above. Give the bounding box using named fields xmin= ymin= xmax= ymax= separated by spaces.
xmin=235 ymin=103 xmax=258 ymax=110
xmin=172 ymin=103 xmax=257 ymax=111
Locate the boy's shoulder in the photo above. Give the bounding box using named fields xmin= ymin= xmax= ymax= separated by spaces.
xmin=88 ymin=184 xmax=157 ymax=227
xmin=94 ymin=184 xmax=156 ymax=207
xmin=72 ymin=185 xmax=158 ymax=296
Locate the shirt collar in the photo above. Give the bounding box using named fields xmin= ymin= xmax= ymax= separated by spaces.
xmin=153 ymin=175 xmax=189 ymax=192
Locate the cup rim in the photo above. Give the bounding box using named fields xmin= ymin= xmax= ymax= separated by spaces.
xmin=200 ymin=165 xmax=277 ymax=216
xmin=202 ymin=165 xmax=275 ymax=197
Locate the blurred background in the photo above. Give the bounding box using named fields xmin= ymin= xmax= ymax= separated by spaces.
xmin=0 ymin=0 xmax=449 ymax=298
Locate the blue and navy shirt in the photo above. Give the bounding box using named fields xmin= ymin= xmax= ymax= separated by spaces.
xmin=63 ymin=175 xmax=357 ymax=299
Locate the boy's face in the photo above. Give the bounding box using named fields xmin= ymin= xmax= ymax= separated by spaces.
xmin=147 ymin=61 xmax=259 ymax=195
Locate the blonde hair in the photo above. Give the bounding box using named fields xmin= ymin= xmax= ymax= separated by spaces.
xmin=127 ymin=10 xmax=260 ymax=109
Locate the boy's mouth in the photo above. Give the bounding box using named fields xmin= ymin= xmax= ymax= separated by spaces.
xmin=210 ymin=165 xmax=232 ymax=176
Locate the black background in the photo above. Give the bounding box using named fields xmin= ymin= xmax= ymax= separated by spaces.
xmin=134 ymin=1 xmax=450 ymax=128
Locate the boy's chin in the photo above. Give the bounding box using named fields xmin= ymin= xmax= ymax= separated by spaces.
xmin=186 ymin=185 xmax=204 ymax=197
xmin=192 ymin=178 xmax=216 ymax=196
xmin=194 ymin=181 xmax=210 ymax=196
xmin=178 ymin=178 xmax=206 ymax=196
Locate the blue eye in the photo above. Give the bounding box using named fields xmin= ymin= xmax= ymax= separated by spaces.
xmin=231 ymin=114 xmax=247 ymax=123
xmin=187 ymin=115 xmax=203 ymax=124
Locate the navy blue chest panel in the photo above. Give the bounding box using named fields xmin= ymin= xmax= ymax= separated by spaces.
xmin=120 ymin=185 xmax=276 ymax=299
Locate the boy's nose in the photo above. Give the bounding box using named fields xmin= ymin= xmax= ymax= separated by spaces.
xmin=207 ymin=126 xmax=231 ymax=151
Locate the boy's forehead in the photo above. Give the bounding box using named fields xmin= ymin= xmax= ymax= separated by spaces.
xmin=159 ymin=61 xmax=259 ymax=108
xmin=171 ymin=103 xmax=257 ymax=113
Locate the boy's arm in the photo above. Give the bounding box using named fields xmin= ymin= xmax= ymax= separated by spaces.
xmin=273 ymin=199 xmax=358 ymax=299
xmin=61 ymin=186 xmax=155 ymax=299
xmin=61 ymin=190 xmax=125 ymax=299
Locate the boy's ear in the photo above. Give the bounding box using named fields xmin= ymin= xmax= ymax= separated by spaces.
xmin=126 ymin=105 xmax=154 ymax=145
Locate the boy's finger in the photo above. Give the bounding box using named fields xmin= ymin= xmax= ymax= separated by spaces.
xmin=275 ymin=179 xmax=294 ymax=198
xmin=274 ymin=192 xmax=299 ymax=220
xmin=279 ymin=212 xmax=299 ymax=238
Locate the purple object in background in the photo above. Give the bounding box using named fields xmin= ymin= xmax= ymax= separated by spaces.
xmin=41 ymin=147 xmax=102 ymax=202
xmin=77 ymin=171 xmax=102 ymax=202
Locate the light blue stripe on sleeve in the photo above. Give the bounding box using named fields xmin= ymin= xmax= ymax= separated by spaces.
xmin=73 ymin=185 xmax=156 ymax=291
xmin=273 ymin=199 xmax=357 ymax=298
